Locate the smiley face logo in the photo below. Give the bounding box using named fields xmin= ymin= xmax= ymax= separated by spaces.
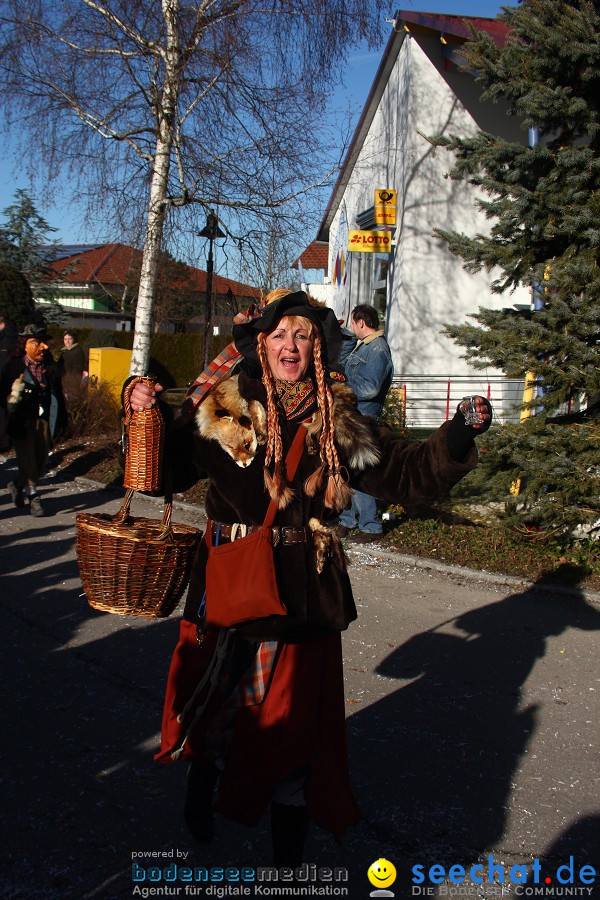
xmin=368 ymin=858 xmax=397 ymax=889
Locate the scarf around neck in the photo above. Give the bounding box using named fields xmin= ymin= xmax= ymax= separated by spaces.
xmin=274 ymin=377 xmax=317 ymax=421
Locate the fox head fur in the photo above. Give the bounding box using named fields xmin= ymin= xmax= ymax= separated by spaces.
xmin=195 ymin=375 xmax=267 ymax=468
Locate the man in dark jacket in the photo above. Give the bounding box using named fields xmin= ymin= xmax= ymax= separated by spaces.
xmin=0 ymin=323 xmax=67 ymax=516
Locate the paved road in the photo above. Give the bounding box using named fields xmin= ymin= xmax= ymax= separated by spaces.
xmin=1 ymin=466 xmax=599 ymax=900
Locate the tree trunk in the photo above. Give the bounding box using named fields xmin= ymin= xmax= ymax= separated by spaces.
xmin=129 ymin=0 xmax=179 ymax=375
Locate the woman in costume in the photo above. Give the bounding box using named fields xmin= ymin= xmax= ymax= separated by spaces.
xmin=128 ymin=289 xmax=491 ymax=865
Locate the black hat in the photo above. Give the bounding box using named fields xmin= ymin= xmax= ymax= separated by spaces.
xmin=233 ymin=290 xmax=343 ymax=368
xmin=19 ymin=323 xmax=46 ymax=338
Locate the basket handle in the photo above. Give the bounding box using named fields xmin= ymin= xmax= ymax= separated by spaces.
xmin=110 ymin=487 xmax=176 ymax=542
xmin=122 ymin=375 xmax=146 ymax=426
xmin=112 ymin=488 xmax=135 ymax=525
xmin=157 ymin=462 xmax=175 ymax=538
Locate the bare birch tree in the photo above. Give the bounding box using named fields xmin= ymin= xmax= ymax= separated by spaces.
xmin=0 ymin=0 xmax=382 ymax=373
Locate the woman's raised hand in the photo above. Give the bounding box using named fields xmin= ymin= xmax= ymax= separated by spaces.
xmin=458 ymin=395 xmax=492 ymax=431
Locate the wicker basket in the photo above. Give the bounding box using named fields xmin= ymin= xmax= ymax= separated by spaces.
xmin=76 ymin=489 xmax=201 ymax=617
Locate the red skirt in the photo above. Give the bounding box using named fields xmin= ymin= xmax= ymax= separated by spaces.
xmin=156 ymin=620 xmax=361 ymax=838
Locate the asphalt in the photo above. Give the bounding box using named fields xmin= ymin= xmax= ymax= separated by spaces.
xmin=1 ymin=461 xmax=599 ymax=900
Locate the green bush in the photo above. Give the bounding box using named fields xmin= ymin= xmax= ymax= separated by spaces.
xmin=83 ymin=328 xmax=117 ymax=350
xmin=147 ymin=332 xmax=233 ymax=387
xmin=47 ymin=326 xmax=234 ymax=386
xmin=380 ymin=387 xmax=406 ymax=436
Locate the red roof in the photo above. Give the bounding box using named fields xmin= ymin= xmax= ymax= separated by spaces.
xmin=292 ymin=241 xmax=329 ymax=271
xmin=397 ymin=11 xmax=510 ymax=47
xmin=51 ymin=243 xmax=136 ymax=285
xmin=50 ymin=242 xmax=260 ymax=299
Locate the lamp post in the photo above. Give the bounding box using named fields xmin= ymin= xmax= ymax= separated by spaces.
xmin=199 ymin=209 xmax=225 ymax=369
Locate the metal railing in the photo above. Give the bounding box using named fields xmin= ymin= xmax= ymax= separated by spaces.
xmin=389 ymin=374 xmax=526 ymax=428
xmin=164 ymin=375 xmax=530 ymax=428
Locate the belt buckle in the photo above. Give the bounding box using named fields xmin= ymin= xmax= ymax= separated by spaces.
xmin=280 ymin=526 xmax=301 ymax=545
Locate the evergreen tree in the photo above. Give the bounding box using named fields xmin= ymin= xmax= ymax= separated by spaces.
xmin=0 ymin=189 xmax=61 ymax=281
xmin=0 ymin=263 xmax=36 ymax=328
xmin=431 ymin=0 xmax=600 ymax=539
xmin=0 ymin=190 xmax=64 ymax=325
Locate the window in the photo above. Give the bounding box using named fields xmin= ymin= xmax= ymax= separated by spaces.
xmin=371 ymin=253 xmax=389 ymax=318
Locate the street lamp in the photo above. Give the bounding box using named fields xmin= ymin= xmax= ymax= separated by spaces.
xmin=199 ymin=209 xmax=226 ymax=369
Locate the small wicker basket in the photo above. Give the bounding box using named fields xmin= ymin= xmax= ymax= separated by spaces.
xmin=76 ymin=489 xmax=200 ymax=618
xmin=123 ymin=375 xmax=164 ymax=492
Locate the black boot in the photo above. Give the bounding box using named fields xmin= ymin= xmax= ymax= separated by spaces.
xmin=184 ymin=762 xmax=219 ymax=843
xmin=271 ymin=802 xmax=310 ymax=868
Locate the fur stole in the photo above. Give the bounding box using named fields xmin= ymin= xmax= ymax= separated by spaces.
xmin=194 ymin=375 xmax=267 ymax=468
xmin=195 ymin=375 xmax=380 ymax=474
xmin=306 ymin=382 xmax=381 ymax=471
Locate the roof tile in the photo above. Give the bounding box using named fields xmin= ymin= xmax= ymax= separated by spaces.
xmin=292 ymin=241 xmax=329 ymax=271
xmin=49 ymin=242 xmax=260 ymax=299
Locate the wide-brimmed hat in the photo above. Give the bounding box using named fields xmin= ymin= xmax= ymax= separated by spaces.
xmin=19 ymin=323 xmax=46 ymax=338
xmin=232 ymin=290 xmax=343 ymax=368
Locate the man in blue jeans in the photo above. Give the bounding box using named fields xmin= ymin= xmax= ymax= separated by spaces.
xmin=337 ymin=304 xmax=393 ymax=540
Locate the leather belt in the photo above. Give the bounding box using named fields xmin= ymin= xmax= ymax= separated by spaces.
xmin=209 ymin=520 xmax=308 ymax=547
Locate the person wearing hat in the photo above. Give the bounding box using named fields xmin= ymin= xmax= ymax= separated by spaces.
xmin=0 ymin=324 xmax=67 ymax=516
xmin=127 ymin=288 xmax=492 ymax=864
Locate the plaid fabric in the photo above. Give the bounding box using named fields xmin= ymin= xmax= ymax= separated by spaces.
xmin=25 ymin=357 xmax=46 ymax=385
xmin=181 ymin=306 xmax=260 ymax=416
xmin=202 ymin=639 xmax=279 ymax=763
xmin=233 ymin=640 xmax=278 ymax=707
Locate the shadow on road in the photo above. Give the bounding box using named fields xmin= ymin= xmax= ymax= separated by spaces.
xmin=2 ymin=467 xmax=599 ymax=900
xmin=525 ymin=814 xmax=600 ymax=887
xmin=1 ymin=482 xmax=199 ymax=899
xmin=340 ymin=571 xmax=600 ymax=894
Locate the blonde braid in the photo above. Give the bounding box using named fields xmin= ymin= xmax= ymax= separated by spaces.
xmin=257 ymin=332 xmax=293 ymax=508
xmin=308 ymin=333 xmax=352 ymax=511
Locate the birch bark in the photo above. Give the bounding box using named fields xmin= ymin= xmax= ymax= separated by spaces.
xmin=130 ymin=0 xmax=179 ymax=375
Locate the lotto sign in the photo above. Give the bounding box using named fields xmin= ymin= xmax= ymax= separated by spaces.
xmin=374 ymin=188 xmax=397 ymax=225
xmin=348 ymin=230 xmax=393 ymax=252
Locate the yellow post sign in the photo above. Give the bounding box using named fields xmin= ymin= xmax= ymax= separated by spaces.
xmin=348 ymin=230 xmax=393 ymax=253
xmin=374 ymin=189 xmax=397 ymax=226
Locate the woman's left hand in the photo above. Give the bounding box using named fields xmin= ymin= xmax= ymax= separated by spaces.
xmin=458 ymin=395 xmax=492 ymax=431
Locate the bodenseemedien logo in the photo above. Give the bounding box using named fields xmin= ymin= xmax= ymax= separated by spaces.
xmin=368 ymin=858 xmax=397 ymax=897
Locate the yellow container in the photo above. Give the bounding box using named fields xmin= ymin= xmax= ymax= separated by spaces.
xmin=88 ymin=347 xmax=133 ymax=402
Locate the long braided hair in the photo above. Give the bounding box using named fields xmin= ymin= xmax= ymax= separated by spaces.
xmin=256 ymin=317 xmax=351 ymax=512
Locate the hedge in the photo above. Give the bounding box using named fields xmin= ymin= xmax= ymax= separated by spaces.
xmin=47 ymin=326 xmax=233 ymax=387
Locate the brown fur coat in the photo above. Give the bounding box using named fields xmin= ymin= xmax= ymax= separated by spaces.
xmin=167 ymin=370 xmax=477 ymax=640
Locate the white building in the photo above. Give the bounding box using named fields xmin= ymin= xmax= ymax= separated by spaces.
xmin=312 ymin=11 xmax=530 ymax=425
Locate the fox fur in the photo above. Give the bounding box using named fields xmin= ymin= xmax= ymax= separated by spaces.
xmin=195 ymin=375 xmax=267 ymax=468
xmin=308 ymin=517 xmax=348 ymax=574
xmin=304 ymin=382 xmax=381 ymax=471
xmin=195 ymin=375 xmax=380 ymax=474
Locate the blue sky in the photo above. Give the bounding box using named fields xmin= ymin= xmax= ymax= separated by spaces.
xmin=0 ymin=1 xmax=507 ymax=248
